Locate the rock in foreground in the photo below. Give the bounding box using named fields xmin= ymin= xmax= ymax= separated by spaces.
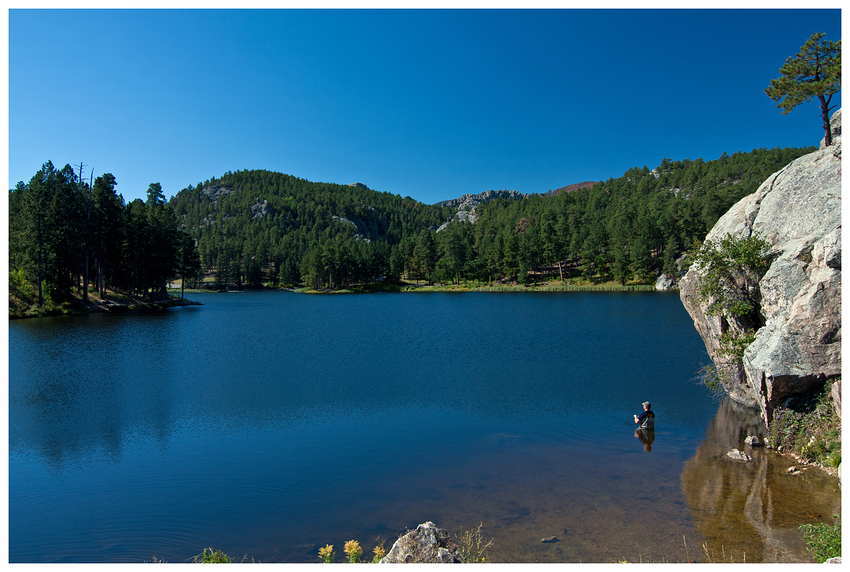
xmin=379 ymin=522 xmax=462 ymax=563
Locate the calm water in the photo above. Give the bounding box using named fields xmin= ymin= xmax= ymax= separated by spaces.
xmin=8 ymin=292 xmax=838 ymax=562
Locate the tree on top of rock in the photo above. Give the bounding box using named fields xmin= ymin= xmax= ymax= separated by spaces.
xmin=765 ymin=32 xmax=841 ymax=146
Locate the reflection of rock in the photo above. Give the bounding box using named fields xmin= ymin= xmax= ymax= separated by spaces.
xmin=379 ymin=522 xmax=462 ymax=563
xmin=681 ymin=397 xmax=841 ymax=562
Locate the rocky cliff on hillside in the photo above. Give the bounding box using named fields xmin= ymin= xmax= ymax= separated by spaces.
xmin=680 ymin=109 xmax=841 ymax=426
xmin=434 ymin=189 xmax=525 ymax=210
xmin=435 ymin=189 xmax=524 ymax=231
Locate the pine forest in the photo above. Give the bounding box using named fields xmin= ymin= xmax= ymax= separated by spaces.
xmin=9 ymin=145 xmax=815 ymax=314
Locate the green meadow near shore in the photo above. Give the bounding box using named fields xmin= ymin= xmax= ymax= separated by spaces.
xmin=167 ymin=278 xmax=658 ymax=296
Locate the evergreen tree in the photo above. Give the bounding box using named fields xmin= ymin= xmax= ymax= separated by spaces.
xmin=765 ymin=32 xmax=841 ymax=146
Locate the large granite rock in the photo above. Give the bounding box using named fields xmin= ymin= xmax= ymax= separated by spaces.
xmin=379 ymin=521 xmax=462 ymax=563
xmin=680 ymin=109 xmax=841 ymax=425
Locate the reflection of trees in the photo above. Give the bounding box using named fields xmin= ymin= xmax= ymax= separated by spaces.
xmin=681 ymin=397 xmax=841 ymax=563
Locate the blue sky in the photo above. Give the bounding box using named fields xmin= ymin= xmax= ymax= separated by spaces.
xmin=7 ymin=7 xmax=843 ymax=205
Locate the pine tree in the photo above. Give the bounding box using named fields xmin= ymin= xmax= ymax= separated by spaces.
xmin=765 ymin=32 xmax=841 ymax=146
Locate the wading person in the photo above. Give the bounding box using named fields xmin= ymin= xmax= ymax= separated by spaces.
xmin=634 ymin=401 xmax=655 ymax=451
xmin=634 ymin=401 xmax=655 ymax=430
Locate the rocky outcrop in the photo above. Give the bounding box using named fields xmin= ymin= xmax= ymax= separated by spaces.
xmin=251 ymin=199 xmax=272 ymax=220
xmin=680 ymin=109 xmax=841 ymax=425
xmin=201 ymin=185 xmax=235 ymax=202
xmin=379 ymin=522 xmax=462 ymax=563
xmin=435 ymin=190 xmax=525 ymax=231
xmin=435 ymin=189 xmax=524 ymax=210
xmin=655 ymin=274 xmax=675 ymax=291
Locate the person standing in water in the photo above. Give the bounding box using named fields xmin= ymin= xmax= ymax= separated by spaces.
xmin=634 ymin=401 xmax=655 ymax=430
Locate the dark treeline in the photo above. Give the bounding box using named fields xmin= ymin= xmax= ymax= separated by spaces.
xmin=9 ymin=161 xmax=201 ymax=310
xmin=169 ymin=146 xmax=814 ymax=289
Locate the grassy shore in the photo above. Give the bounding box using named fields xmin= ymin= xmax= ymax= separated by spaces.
xmin=178 ymin=278 xmax=660 ymax=295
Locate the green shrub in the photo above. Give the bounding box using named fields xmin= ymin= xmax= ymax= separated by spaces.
xmin=194 ymin=547 xmax=233 ymax=563
xmin=768 ymin=382 xmax=841 ymax=467
xmin=800 ymin=516 xmax=841 ymax=562
xmin=695 ymin=363 xmax=727 ymax=399
xmin=718 ymin=330 xmax=757 ymax=360
xmin=692 ymin=233 xmax=773 ymax=319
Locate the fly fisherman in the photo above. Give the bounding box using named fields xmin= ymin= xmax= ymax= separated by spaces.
xmin=634 ymin=401 xmax=655 ymax=430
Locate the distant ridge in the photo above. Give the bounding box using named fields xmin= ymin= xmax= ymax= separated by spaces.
xmin=549 ymin=181 xmax=599 ymax=196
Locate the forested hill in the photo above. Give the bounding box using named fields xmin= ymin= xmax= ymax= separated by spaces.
xmin=169 ymin=146 xmax=815 ymax=289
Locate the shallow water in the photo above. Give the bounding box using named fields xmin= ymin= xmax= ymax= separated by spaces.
xmin=8 ymin=291 xmax=839 ymax=562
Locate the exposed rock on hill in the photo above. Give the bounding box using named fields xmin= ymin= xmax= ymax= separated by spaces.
xmin=435 ymin=189 xmax=524 ymax=210
xmin=202 ymin=185 xmax=235 ymax=202
xmin=435 ymin=189 xmax=524 ymax=231
xmin=680 ymin=109 xmax=841 ymax=425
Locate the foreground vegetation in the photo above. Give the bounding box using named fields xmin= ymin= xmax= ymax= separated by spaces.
xmin=767 ymin=382 xmax=842 ymax=469
xmin=800 ymin=516 xmax=841 ymax=563
xmin=157 ymin=523 xmax=493 ymax=564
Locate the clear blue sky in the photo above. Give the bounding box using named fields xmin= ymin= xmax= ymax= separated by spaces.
xmin=7 ymin=8 xmax=843 ymax=205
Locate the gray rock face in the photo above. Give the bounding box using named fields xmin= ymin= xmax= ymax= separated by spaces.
xmin=655 ymin=273 xmax=675 ymax=291
xmin=379 ymin=522 xmax=462 ymax=563
xmin=435 ymin=189 xmax=524 ymax=231
xmin=680 ymin=109 xmax=841 ymax=425
xmin=435 ymin=189 xmax=524 ymax=210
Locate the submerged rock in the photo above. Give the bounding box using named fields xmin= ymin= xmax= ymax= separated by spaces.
xmin=379 ymin=522 xmax=462 ymax=563
xmin=745 ymin=435 xmax=761 ymax=447
xmin=727 ymin=448 xmax=753 ymax=462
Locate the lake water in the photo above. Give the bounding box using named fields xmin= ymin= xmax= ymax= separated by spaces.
xmin=8 ymin=291 xmax=840 ymax=563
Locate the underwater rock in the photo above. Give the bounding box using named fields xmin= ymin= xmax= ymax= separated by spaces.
xmin=727 ymin=449 xmax=753 ymax=462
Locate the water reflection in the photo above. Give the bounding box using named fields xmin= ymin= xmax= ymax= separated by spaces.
xmin=681 ymin=397 xmax=841 ymax=563
xmin=634 ymin=429 xmax=655 ymax=452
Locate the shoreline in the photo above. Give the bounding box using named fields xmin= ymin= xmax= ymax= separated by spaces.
xmin=9 ymin=293 xmax=202 ymax=320
xmin=171 ymin=281 xmax=661 ymax=295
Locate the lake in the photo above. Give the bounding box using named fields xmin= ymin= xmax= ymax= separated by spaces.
xmin=8 ymin=291 xmax=840 ymax=562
